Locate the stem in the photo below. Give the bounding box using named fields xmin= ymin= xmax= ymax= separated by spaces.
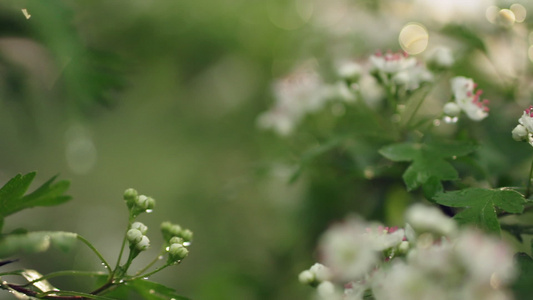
xmin=135 ymin=249 xmax=166 ymax=276
xmin=526 ymin=158 xmax=533 ymax=199
xmin=76 ymin=235 xmax=112 ymax=275
xmin=131 ymin=262 xmax=173 ymax=280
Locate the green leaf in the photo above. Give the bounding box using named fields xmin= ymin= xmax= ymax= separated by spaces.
xmin=0 ymin=231 xmax=77 ymax=258
xmin=379 ymin=141 xmax=476 ymax=191
xmin=512 ymin=253 xmax=533 ymax=299
xmin=128 ymin=279 xmax=190 ymax=300
xmin=433 ymin=188 xmax=526 ymax=234
xmin=0 ymin=172 xmax=71 ymax=231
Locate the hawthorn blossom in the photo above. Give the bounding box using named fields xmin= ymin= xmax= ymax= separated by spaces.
xmin=319 ymin=217 xmax=379 ymax=281
xmin=445 ymin=76 xmax=489 ymax=121
xmin=512 ymin=105 xmax=533 ymax=146
xmin=426 ymin=46 xmax=455 ymax=69
xmin=256 ymin=64 xmax=328 ymax=135
xmin=369 ymin=50 xmax=417 ymax=74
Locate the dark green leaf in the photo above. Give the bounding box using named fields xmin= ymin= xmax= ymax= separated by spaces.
xmin=433 ymin=188 xmax=525 ymax=234
xmin=512 ymin=253 xmax=533 ymax=299
xmin=129 ymin=279 xmax=190 ymax=300
xmin=379 ymin=141 xmax=476 ymax=191
xmin=0 ymin=173 xmax=71 ymax=225
xmin=0 ymin=231 xmax=77 ymax=258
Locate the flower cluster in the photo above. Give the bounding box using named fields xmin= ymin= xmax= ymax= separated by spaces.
xmin=124 ymin=188 xmax=156 ymax=218
xmin=161 ymin=221 xmax=193 ymax=263
xmin=127 ymin=221 xmax=150 ymax=251
xmin=369 ymin=50 xmax=433 ymax=91
xmin=443 ymin=76 xmax=489 ymax=121
xmin=299 ymin=205 xmax=516 ymax=300
xmin=512 ymin=105 xmax=533 ymax=146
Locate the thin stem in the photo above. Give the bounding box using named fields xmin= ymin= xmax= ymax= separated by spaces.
xmin=131 ymin=262 xmax=173 ymax=280
xmin=526 ymin=158 xmax=533 ymax=199
xmin=39 ymin=289 xmax=116 ymax=300
xmin=112 ymin=234 xmax=127 ymax=274
xmin=76 ymin=235 xmax=112 ymax=275
xmin=135 ymin=249 xmax=166 ymax=276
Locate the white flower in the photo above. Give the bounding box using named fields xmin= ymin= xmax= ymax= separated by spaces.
xmin=512 ymin=124 xmax=527 ymax=141
xmin=512 ymin=106 xmax=533 ymax=146
xmin=256 ymin=63 xmax=328 ymax=136
xmin=369 ymin=51 xmax=417 ymax=74
xmin=405 ymin=204 xmax=457 ymax=237
xmin=319 ymin=217 xmax=379 ymax=281
xmin=364 ymin=224 xmax=405 ymax=251
xmin=454 ymin=229 xmax=516 ymax=286
xmin=392 ymin=64 xmax=433 ymax=91
xmin=426 ymin=46 xmax=454 ymax=68
xmin=450 ymin=76 xmax=489 ymax=121
xmin=338 ymin=61 xmax=362 ymax=82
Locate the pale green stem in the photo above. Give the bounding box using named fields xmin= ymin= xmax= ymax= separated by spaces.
xmin=77 ymin=235 xmax=112 ymax=274
xmin=526 ymin=158 xmax=533 ymax=199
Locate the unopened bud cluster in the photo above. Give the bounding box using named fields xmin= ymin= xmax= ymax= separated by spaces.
xmin=124 ymin=188 xmax=155 ymax=217
xmin=161 ymin=222 xmax=193 ymax=263
xmin=127 ymin=221 xmax=150 ymax=251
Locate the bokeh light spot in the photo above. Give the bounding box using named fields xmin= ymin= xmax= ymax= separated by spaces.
xmin=510 ymin=3 xmax=526 ymax=23
xmin=399 ymin=23 xmax=428 ymax=55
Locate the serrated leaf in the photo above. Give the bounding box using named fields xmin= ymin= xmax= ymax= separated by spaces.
xmin=129 ymin=279 xmax=190 ymax=300
xmin=433 ymin=188 xmax=525 ymax=234
xmin=0 ymin=173 xmax=71 ymax=231
xmin=0 ymin=231 xmax=77 ymax=258
xmin=379 ymin=141 xmax=476 ymax=191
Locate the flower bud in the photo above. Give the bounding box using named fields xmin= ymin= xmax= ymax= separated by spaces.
xmin=127 ymin=229 xmax=143 ymax=244
xmin=135 ymin=235 xmax=150 ymax=251
xmin=179 ymin=229 xmax=193 ymax=242
xmin=169 ymin=236 xmax=184 ymax=245
xmin=131 ymin=222 xmax=148 ymax=235
xmin=168 ymin=243 xmax=189 ymax=261
xmin=298 ymin=270 xmax=314 ymax=285
xmin=443 ymin=102 xmax=461 ymax=117
xmin=137 ymin=195 xmax=155 ymax=210
xmin=124 ymin=188 xmax=138 ymax=209
xmin=512 ymin=124 xmax=528 ymax=141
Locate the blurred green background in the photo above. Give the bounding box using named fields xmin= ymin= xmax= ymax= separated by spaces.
xmin=1 ymin=0 xmax=533 ymax=299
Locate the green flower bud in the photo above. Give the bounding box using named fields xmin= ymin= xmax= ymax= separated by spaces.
xmin=161 ymin=222 xmax=182 ymax=241
xmin=179 ymin=229 xmax=193 ymax=242
xmin=168 ymin=243 xmax=188 ymax=261
xmin=131 ymin=222 xmax=148 ymax=235
xmin=135 ymin=235 xmax=150 ymax=251
xmin=137 ymin=195 xmax=155 ymax=210
xmin=169 ymin=236 xmax=184 ymax=245
xmin=127 ymin=229 xmax=143 ymax=244
xmin=124 ymin=188 xmax=138 ymax=209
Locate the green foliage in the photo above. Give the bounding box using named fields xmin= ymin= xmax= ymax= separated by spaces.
xmin=433 ymin=188 xmax=526 ymax=234
xmin=0 ymin=172 xmax=71 ymax=233
xmin=0 ymin=231 xmax=77 ymax=258
xmin=379 ymin=141 xmax=477 ymax=192
xmin=512 ymin=253 xmax=533 ymax=299
xmin=128 ymin=279 xmax=190 ymax=300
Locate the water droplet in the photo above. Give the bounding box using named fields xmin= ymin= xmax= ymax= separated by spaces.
xmin=443 ymin=116 xmax=458 ymax=124
xmin=183 ymin=241 xmax=191 ymax=247
xmin=143 ymin=277 xmax=150 ymax=280
xmin=165 ymin=246 xmax=170 ymax=251
xmin=171 ymin=298 xmax=176 ymax=300
xmin=101 ymin=263 xmax=108 ymax=269
xmin=119 ymin=280 xmax=125 ymax=284
xmin=149 ymin=289 xmax=155 ymax=294
xmin=158 ymin=255 xmax=164 ymax=260
xmin=145 ymin=209 xmax=153 ymax=214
